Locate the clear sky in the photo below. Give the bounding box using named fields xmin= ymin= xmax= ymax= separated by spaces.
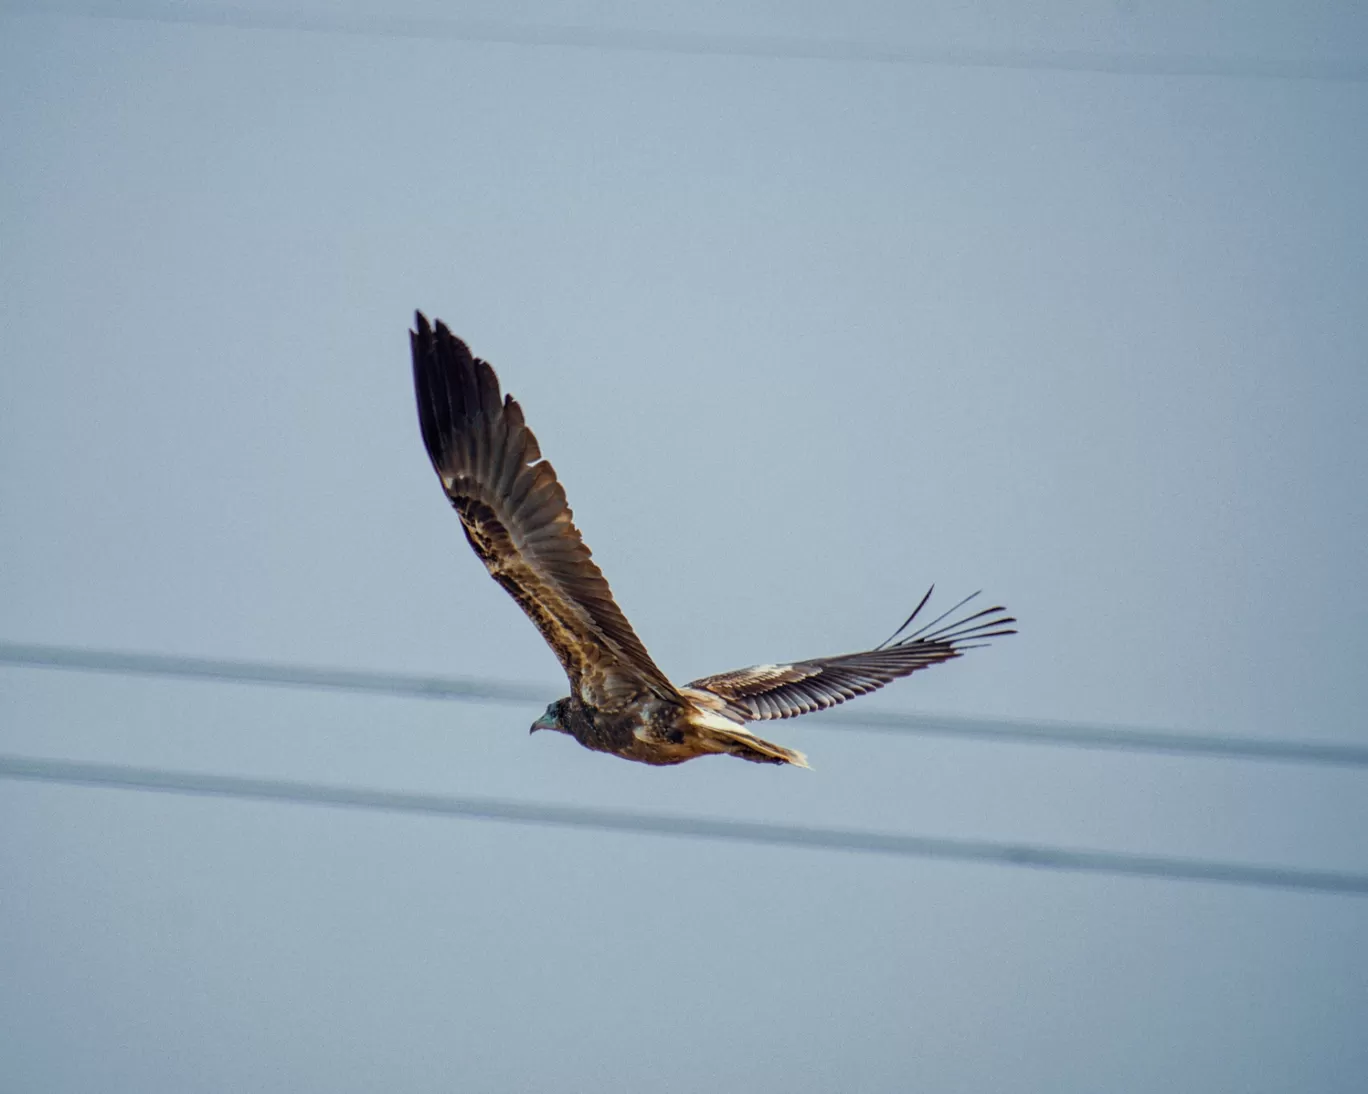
xmin=2 ymin=3 xmax=1366 ymax=1091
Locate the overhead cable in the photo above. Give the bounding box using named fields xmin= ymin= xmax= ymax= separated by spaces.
xmin=4 ymin=641 xmax=1366 ymax=768
xmin=3 ymin=753 xmax=1365 ymax=896
xmin=7 ymin=2 xmax=1366 ymax=82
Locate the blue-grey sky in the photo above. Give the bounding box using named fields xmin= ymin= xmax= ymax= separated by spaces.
xmin=2 ymin=4 xmax=1366 ymax=1091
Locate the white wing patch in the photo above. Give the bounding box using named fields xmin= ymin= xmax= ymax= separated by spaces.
xmin=678 ymin=686 xmax=752 ymax=732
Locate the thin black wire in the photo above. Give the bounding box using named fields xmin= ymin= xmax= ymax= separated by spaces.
xmin=7 ymin=2 xmax=1366 ymax=82
xmin=4 ymin=641 xmax=1367 ymax=769
xmin=2 ymin=753 xmax=1364 ymax=896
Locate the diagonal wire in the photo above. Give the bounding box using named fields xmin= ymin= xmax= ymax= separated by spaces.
xmin=4 ymin=640 xmax=1367 ymax=768
xmin=2 ymin=753 xmax=1365 ymax=896
xmin=4 ymin=1 xmax=1366 ymax=82
xmin=0 ymin=641 xmax=550 ymax=704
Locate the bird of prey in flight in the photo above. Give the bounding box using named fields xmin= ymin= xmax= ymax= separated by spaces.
xmin=410 ymin=312 xmax=1014 ymax=768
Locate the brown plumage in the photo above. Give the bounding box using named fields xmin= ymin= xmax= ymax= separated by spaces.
xmin=410 ymin=312 xmax=1015 ymax=767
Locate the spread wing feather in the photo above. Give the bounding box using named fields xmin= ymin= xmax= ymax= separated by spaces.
xmin=686 ymin=588 xmax=1015 ymax=721
xmin=410 ymin=312 xmax=678 ymax=708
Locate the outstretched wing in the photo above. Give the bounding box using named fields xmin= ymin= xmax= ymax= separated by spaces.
xmin=410 ymin=312 xmax=678 ymax=708
xmin=684 ymin=588 xmax=1015 ymax=721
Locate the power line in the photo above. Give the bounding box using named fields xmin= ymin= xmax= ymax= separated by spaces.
xmin=2 ymin=753 xmax=1364 ymax=896
xmin=0 ymin=641 xmax=548 ymax=704
xmin=7 ymin=2 xmax=1366 ymax=82
xmin=4 ymin=641 xmax=1366 ymax=769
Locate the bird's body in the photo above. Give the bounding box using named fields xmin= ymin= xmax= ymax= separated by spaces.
xmin=410 ymin=312 xmax=1014 ymax=768
xmin=535 ymin=692 xmax=793 ymax=767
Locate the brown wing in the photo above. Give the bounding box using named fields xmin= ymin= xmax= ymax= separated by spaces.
xmin=685 ymin=589 xmax=1015 ymax=721
xmin=410 ymin=312 xmax=678 ymax=709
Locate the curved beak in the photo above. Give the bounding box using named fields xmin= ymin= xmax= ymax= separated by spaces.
xmin=530 ymin=711 xmax=559 ymax=734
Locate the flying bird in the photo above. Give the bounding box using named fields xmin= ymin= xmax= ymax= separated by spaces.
xmin=410 ymin=312 xmax=1014 ymax=768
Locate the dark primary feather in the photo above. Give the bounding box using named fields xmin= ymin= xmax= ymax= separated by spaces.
xmin=686 ymin=588 xmax=1016 ymax=721
xmin=410 ymin=312 xmax=678 ymax=708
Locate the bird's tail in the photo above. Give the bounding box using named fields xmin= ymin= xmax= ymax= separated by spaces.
xmin=707 ymin=724 xmax=810 ymax=768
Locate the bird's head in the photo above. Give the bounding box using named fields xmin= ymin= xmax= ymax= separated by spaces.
xmin=530 ymin=697 xmax=571 ymax=736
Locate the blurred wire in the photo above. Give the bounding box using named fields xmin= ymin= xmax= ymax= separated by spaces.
xmin=5 ymin=641 xmax=1367 ymax=768
xmin=3 ymin=753 xmax=1365 ymax=895
xmin=0 ymin=641 xmax=548 ymax=704
xmin=6 ymin=2 xmax=1366 ymax=82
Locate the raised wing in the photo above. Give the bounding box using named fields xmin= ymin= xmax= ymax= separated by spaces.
xmin=410 ymin=312 xmax=678 ymax=708
xmin=685 ymin=589 xmax=1014 ymax=721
